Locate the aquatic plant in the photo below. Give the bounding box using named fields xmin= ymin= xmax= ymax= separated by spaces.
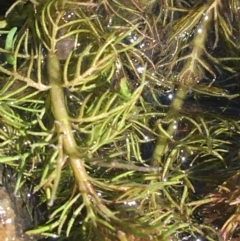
xmin=0 ymin=0 xmax=240 ymax=240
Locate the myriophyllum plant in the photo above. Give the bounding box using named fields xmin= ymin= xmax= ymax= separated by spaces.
xmin=0 ymin=0 xmax=240 ymax=241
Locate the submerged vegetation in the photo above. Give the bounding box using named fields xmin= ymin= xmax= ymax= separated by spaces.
xmin=0 ymin=0 xmax=240 ymax=240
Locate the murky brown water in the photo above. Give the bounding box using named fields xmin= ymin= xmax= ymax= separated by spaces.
xmin=0 ymin=164 xmax=39 ymax=241
xmin=0 ymin=186 xmax=36 ymax=241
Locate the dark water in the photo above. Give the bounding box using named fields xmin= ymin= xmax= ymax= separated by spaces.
xmin=0 ymin=1 xmax=15 ymax=15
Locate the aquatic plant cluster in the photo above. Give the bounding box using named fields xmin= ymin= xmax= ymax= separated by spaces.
xmin=0 ymin=0 xmax=240 ymax=240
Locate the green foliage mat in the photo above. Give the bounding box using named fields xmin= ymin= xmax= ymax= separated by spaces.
xmin=0 ymin=0 xmax=240 ymax=240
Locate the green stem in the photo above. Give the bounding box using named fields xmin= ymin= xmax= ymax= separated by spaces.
xmin=47 ymin=53 xmax=94 ymax=196
xmin=151 ymin=3 xmax=213 ymax=167
xmin=151 ymin=85 xmax=188 ymax=166
xmin=47 ymin=53 xmax=112 ymax=216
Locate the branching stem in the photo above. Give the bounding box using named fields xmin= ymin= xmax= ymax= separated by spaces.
xmin=47 ymin=53 xmax=90 ymax=187
xmin=151 ymin=85 xmax=188 ymax=167
xmin=151 ymin=2 xmax=214 ymax=167
xmin=47 ymin=52 xmax=112 ymax=216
